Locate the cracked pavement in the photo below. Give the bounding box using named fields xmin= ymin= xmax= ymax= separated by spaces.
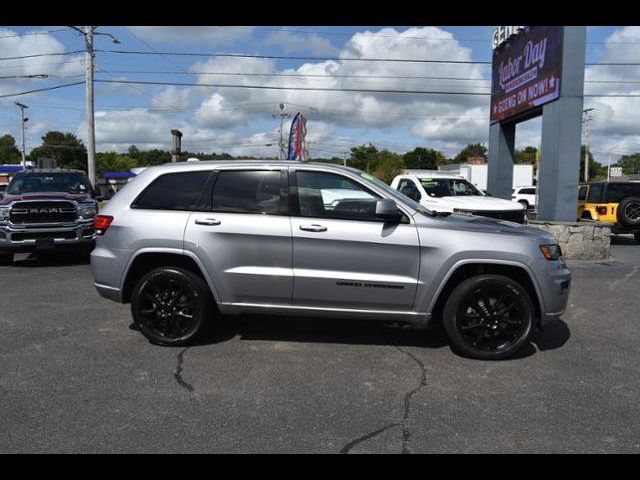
xmin=1 ymin=236 xmax=639 ymax=453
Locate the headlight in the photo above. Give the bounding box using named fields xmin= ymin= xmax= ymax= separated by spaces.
xmin=77 ymin=204 xmax=97 ymax=219
xmin=0 ymin=206 xmax=9 ymax=221
xmin=540 ymin=244 xmax=563 ymax=261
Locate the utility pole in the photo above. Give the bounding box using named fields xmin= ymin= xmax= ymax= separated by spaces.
xmin=68 ymin=26 xmax=121 ymax=186
xmin=583 ymin=108 xmax=595 ymax=183
xmin=15 ymin=102 xmax=28 ymax=170
xmin=272 ymin=102 xmax=291 ymax=160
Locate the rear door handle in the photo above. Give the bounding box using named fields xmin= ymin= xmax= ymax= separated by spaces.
xmin=299 ymin=224 xmax=327 ymax=232
xmin=195 ymin=218 xmax=221 ymax=226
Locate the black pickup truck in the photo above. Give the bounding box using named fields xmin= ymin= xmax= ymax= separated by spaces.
xmin=0 ymin=169 xmax=100 ymax=264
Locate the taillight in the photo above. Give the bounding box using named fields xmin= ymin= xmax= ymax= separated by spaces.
xmin=596 ymin=206 xmax=607 ymax=215
xmin=93 ymin=215 xmax=113 ymax=235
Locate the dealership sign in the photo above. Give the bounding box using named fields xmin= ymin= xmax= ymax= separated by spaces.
xmin=490 ymin=26 xmax=564 ymax=123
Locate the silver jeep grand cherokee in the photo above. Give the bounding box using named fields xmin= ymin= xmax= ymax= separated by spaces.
xmin=91 ymin=161 xmax=571 ymax=359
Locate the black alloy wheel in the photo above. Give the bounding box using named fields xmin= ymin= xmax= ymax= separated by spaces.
xmin=131 ymin=267 xmax=214 ymax=346
xmin=443 ymin=275 xmax=534 ymax=360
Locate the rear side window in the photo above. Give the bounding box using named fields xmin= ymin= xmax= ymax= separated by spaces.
xmin=578 ymin=185 xmax=588 ymax=201
xmin=132 ymin=171 xmax=211 ymax=211
xmin=587 ymin=183 xmax=603 ymax=203
xmin=212 ymin=170 xmax=283 ymax=214
xmin=521 ymin=188 xmax=535 ymax=195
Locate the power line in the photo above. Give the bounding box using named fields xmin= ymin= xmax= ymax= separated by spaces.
xmin=0 ymin=81 xmax=85 ymax=99
xmin=0 ymin=29 xmax=69 ymax=40
xmin=95 ymin=49 xmax=492 ymax=64
xmin=94 ymin=78 xmax=491 ymax=95
xmin=0 ymin=50 xmax=84 ymax=61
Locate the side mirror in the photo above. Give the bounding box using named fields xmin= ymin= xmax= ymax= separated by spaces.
xmin=375 ymin=199 xmax=403 ymax=222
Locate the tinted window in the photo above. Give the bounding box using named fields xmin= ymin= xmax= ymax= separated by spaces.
xmin=587 ymin=183 xmax=603 ymax=203
xmin=578 ymin=185 xmax=588 ymax=201
xmin=521 ymin=188 xmax=536 ymax=195
xmin=398 ymin=179 xmax=421 ymax=200
xmin=606 ymin=183 xmax=640 ymax=203
xmin=419 ymin=178 xmax=483 ymax=197
xmin=212 ymin=170 xmax=282 ymax=214
xmin=295 ymin=171 xmax=380 ymax=221
xmin=133 ymin=171 xmax=210 ymax=211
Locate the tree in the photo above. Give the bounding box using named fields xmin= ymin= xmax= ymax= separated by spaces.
xmin=348 ymin=144 xmax=379 ymax=172
xmin=136 ymin=149 xmax=171 ymax=166
xmin=515 ymin=146 xmax=538 ymax=165
xmin=28 ymin=131 xmax=87 ymax=170
xmin=453 ymin=143 xmax=488 ymax=164
xmin=617 ymin=153 xmax=640 ymax=176
xmin=402 ymin=147 xmax=446 ymax=170
xmin=372 ymin=150 xmax=405 ymax=184
xmin=0 ymin=134 xmax=22 ymax=164
xmin=96 ymin=152 xmax=138 ymax=176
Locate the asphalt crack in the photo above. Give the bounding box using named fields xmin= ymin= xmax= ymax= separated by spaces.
xmin=174 ymin=347 xmax=194 ymax=393
xmin=397 ymin=346 xmax=427 ymax=454
xmin=339 ymin=423 xmax=400 ymax=454
xmin=339 ymin=346 xmax=427 ymax=454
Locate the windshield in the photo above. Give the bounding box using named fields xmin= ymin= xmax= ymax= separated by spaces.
xmin=354 ymin=170 xmax=437 ymax=216
xmin=7 ymin=172 xmax=92 ymax=196
xmin=419 ymin=178 xmax=484 ymax=197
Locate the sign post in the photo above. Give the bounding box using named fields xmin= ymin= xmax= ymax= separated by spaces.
xmin=487 ymin=26 xmax=586 ymax=222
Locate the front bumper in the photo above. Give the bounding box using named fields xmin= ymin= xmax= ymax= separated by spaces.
xmin=530 ymin=258 xmax=572 ymax=326
xmin=0 ymin=220 xmax=96 ymax=252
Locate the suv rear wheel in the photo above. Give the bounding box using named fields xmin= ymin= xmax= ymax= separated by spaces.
xmin=442 ymin=274 xmax=534 ymax=360
xmin=131 ymin=267 xmax=215 ymax=346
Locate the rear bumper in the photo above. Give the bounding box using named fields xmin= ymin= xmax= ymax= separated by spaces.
xmin=0 ymin=221 xmax=96 ymax=252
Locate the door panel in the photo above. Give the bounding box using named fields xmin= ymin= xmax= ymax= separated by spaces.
xmin=183 ymin=169 xmax=293 ymax=305
xmin=290 ymin=169 xmax=420 ymax=311
xmin=185 ymin=213 xmax=292 ymax=304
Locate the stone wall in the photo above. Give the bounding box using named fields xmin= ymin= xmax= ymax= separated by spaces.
xmin=528 ymin=220 xmax=612 ymax=260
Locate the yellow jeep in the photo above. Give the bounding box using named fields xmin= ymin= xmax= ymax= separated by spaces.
xmin=578 ymin=182 xmax=640 ymax=243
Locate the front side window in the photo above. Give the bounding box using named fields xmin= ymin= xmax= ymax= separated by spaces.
xmin=521 ymin=188 xmax=536 ymax=195
xmin=212 ymin=170 xmax=282 ymax=214
xmin=132 ymin=171 xmax=211 ymax=211
xmin=398 ymin=179 xmax=421 ymax=201
xmin=606 ymin=183 xmax=640 ymax=203
xmin=295 ymin=171 xmax=380 ymax=221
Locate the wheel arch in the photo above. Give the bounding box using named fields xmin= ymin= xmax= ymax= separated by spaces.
xmin=428 ymin=261 xmax=543 ymax=325
xmin=121 ymin=249 xmax=221 ymax=305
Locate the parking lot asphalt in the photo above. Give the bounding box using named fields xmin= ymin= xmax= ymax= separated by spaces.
xmin=1 ymin=236 xmax=639 ymax=453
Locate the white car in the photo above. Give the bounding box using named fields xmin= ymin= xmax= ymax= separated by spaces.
xmin=512 ymin=186 xmax=536 ymax=210
xmin=390 ymin=173 xmax=526 ymax=224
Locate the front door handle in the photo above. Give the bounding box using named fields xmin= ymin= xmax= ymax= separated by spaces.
xmin=195 ymin=218 xmax=221 ymax=226
xmin=299 ymin=224 xmax=327 ymax=232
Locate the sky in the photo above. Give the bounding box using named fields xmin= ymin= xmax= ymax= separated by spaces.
xmin=0 ymin=25 xmax=638 ymax=165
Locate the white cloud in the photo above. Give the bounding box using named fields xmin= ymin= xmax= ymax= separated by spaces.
xmin=194 ymin=93 xmax=248 ymax=128
xmin=151 ymin=86 xmax=194 ymax=110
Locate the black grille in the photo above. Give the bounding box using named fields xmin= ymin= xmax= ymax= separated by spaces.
xmin=464 ymin=209 xmax=525 ymax=224
xmin=11 ymin=231 xmax=77 ymax=242
xmin=9 ymin=201 xmax=77 ymax=224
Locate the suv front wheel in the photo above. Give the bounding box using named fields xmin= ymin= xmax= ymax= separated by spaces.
xmin=442 ymin=274 xmax=534 ymax=360
xmin=131 ymin=267 xmax=215 ymax=346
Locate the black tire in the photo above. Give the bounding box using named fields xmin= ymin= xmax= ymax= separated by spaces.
xmin=0 ymin=252 xmax=13 ymax=265
xmin=131 ymin=267 xmax=215 ymax=346
xmin=635 ymin=232 xmax=640 ymax=244
xmin=442 ymin=274 xmax=535 ymax=360
xmin=617 ymin=197 xmax=640 ymax=228
xmin=518 ymin=199 xmax=529 ymax=210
